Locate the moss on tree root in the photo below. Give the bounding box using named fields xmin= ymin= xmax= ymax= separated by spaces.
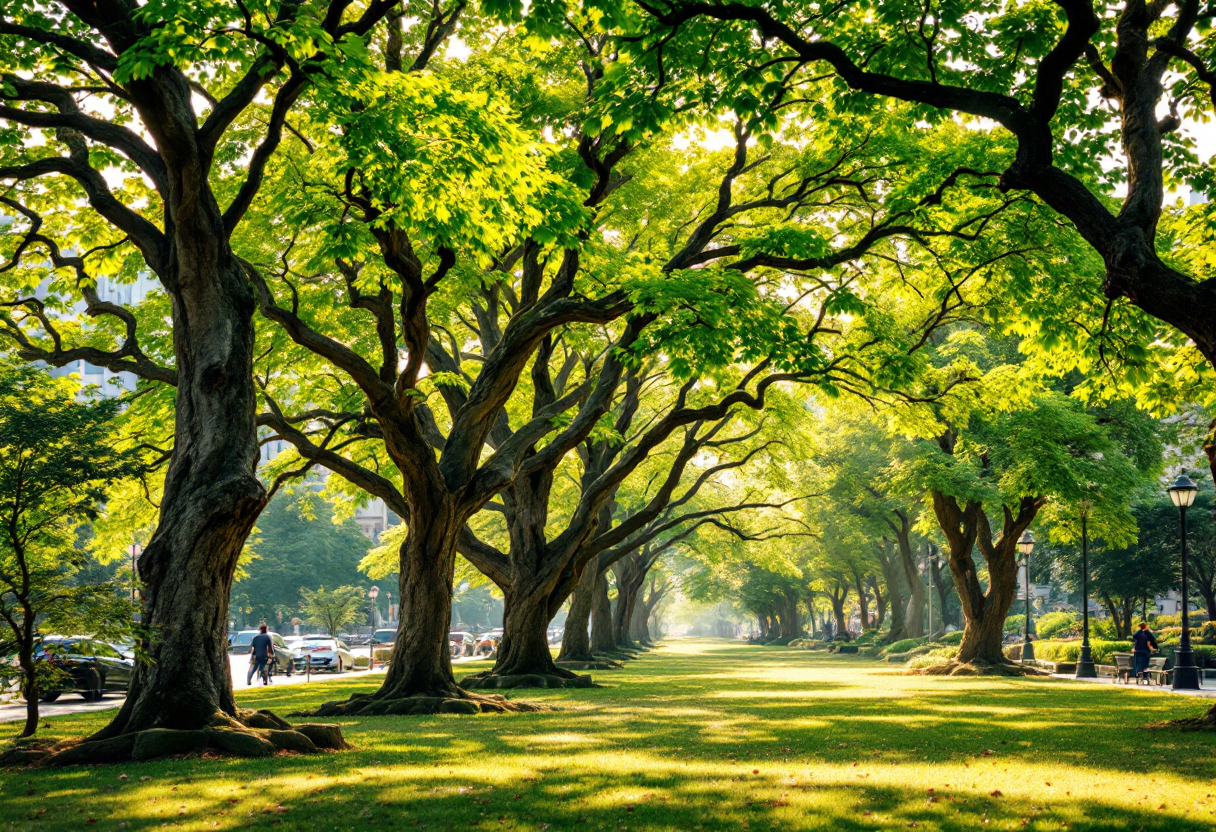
xmin=0 ymin=709 xmax=347 ymax=767
xmin=555 ymin=659 xmax=622 ymax=671
xmin=302 ymin=691 xmax=543 ymax=717
xmin=911 ymin=658 xmax=1050 ymax=677
xmin=460 ymin=670 xmax=595 ymax=690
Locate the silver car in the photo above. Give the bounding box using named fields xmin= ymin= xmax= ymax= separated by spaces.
xmin=296 ymin=635 xmax=355 ymax=673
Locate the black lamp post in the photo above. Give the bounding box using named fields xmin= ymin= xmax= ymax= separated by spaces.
xmin=1075 ymin=510 xmax=1097 ymax=678
xmin=927 ymin=543 xmax=936 ymax=638
xmin=368 ymin=585 xmax=380 ymax=671
xmin=1169 ymin=474 xmax=1201 ymax=690
xmin=1017 ymin=531 xmax=1035 ymax=662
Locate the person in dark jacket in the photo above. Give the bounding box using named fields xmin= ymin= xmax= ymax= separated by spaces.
xmin=247 ymin=624 xmax=273 ymax=686
xmin=1131 ymin=621 xmax=1158 ymax=680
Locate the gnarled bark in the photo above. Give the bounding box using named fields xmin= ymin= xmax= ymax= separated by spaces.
xmin=933 ymin=490 xmax=1043 ymax=665
xmin=313 ymin=499 xmax=536 ymax=715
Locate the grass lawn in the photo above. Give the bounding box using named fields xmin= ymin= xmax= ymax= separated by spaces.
xmin=5 ymin=639 xmax=1216 ymax=831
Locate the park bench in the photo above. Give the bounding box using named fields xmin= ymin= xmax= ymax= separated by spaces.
xmin=1146 ymin=657 xmax=1170 ymax=686
xmin=1113 ymin=653 xmax=1134 ymax=684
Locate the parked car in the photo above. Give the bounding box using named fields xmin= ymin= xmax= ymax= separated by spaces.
xmin=371 ymin=628 xmax=397 ymax=649
xmin=229 ymin=630 xmax=295 ymax=676
xmin=474 ymin=628 xmax=503 ymax=656
xmin=228 ymin=630 xmax=260 ymax=653
xmin=296 ymin=635 xmax=355 ymax=672
xmin=265 ymin=632 xmax=296 ymax=678
xmin=547 ymin=627 xmax=563 ymax=646
xmin=34 ymin=636 xmax=134 ymax=701
xmin=449 ymin=631 xmax=476 ymax=658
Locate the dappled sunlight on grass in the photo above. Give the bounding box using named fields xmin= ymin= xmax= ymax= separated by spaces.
xmin=6 ymin=639 xmax=1216 ymax=830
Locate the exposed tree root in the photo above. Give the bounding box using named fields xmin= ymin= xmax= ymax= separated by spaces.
xmin=461 ymin=670 xmax=595 ymax=690
xmin=301 ymin=690 xmax=543 ymax=717
xmin=0 ymin=709 xmax=347 ymax=767
xmin=912 ymin=658 xmax=1050 ymax=677
xmin=1154 ymin=707 xmax=1216 ymax=731
xmin=556 ymin=659 xmax=623 ymax=671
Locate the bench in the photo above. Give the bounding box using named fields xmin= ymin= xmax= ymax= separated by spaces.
xmin=1113 ymin=653 xmax=1134 ymax=684
xmin=1146 ymin=656 xmax=1171 ymax=686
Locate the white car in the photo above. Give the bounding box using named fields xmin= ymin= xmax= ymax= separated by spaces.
xmin=296 ymin=636 xmax=355 ymax=673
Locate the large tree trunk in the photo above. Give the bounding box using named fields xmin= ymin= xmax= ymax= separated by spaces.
xmin=314 ymin=499 xmax=529 ymax=714
xmin=630 ymin=592 xmax=651 ymax=643
xmin=95 ymin=242 xmax=267 ymax=733
xmin=934 ymin=490 xmax=1041 ymax=667
xmin=557 ymin=564 xmax=596 ymax=662
xmin=869 ymin=575 xmax=886 ymax=630
xmin=18 ymin=643 xmax=37 ymax=739
xmin=853 ymin=570 xmax=870 ymax=632
xmin=931 ymin=555 xmax=955 ymax=628
xmin=590 ymin=569 xmax=616 ymax=654
xmin=57 ymin=222 xmax=344 ymax=762
xmin=780 ymin=593 xmax=802 ymax=639
xmin=463 ymin=577 xmax=591 ymax=689
xmin=895 ymin=522 xmax=925 ymax=637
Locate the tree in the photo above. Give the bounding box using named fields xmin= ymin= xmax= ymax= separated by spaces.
xmin=898 ymin=346 xmax=1149 ymax=666
xmin=0 ymin=0 xmax=398 ymax=759
xmin=617 ymin=0 xmax=1216 ymax=485
xmin=231 ymin=490 xmax=372 ymax=628
xmin=0 ymin=363 xmax=137 ymax=738
xmin=299 ymin=586 xmax=367 ymax=637
xmin=251 ymin=20 xmax=1009 ymax=710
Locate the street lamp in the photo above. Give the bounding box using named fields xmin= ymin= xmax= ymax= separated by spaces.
xmin=368 ymin=585 xmax=380 ymax=671
xmin=926 ymin=543 xmax=937 ymax=637
xmin=1168 ymin=474 xmax=1201 ymax=690
xmin=1075 ymin=508 xmax=1097 ymax=678
xmin=1017 ymin=530 xmax=1035 ymax=662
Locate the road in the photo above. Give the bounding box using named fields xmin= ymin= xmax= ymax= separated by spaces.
xmin=0 ymin=652 xmax=397 ymax=725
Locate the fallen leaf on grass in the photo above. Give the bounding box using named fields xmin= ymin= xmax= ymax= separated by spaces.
xmin=990 ymin=790 xmax=1003 ymax=798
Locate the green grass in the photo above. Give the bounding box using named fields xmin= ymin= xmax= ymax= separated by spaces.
xmin=5 ymin=639 xmax=1216 ymax=831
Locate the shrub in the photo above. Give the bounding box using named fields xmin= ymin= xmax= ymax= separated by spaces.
xmin=1035 ymin=612 xmax=1079 ymax=640
xmin=885 ymin=637 xmax=927 ymax=655
xmin=907 ymin=647 xmax=959 ymax=671
xmin=1201 ymin=622 xmax=1216 ymax=644
xmin=1030 ymin=639 xmax=1133 ymax=665
xmin=1032 ymin=641 xmax=1080 ymax=663
xmin=1004 ymin=614 xmax=1026 ymax=634
xmin=938 ymin=631 xmax=964 ymax=645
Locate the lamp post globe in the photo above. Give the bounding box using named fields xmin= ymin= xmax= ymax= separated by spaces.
xmin=1168 ymin=475 xmax=1201 ymax=690
xmin=1017 ymin=531 xmax=1035 ymax=662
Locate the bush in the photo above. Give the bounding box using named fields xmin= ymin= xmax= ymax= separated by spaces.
xmin=938 ymin=631 xmax=964 ymax=645
xmin=1004 ymin=614 xmax=1026 ymax=634
xmin=1035 ymin=612 xmax=1079 ymax=640
xmin=907 ymin=647 xmax=959 ymax=671
xmin=885 ymin=637 xmax=927 ymax=655
xmin=1030 ymin=639 xmax=1134 ymax=665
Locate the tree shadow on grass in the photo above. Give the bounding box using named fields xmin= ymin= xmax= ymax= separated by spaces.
xmin=5 ymin=639 xmax=1216 ymax=831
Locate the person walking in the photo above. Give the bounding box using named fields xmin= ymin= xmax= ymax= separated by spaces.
xmin=247 ymin=624 xmax=274 ymax=686
xmin=1131 ymin=621 xmax=1158 ymax=682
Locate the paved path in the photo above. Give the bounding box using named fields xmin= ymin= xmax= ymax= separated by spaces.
xmin=1 ymin=651 xmax=489 ymax=724
xmin=0 ymin=653 xmax=390 ymax=725
xmin=1050 ymin=671 xmax=1216 ymax=698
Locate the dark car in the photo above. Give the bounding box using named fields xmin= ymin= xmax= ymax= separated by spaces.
xmin=35 ymin=636 xmax=134 ymax=702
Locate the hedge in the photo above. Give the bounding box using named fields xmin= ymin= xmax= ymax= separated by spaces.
xmin=1025 ymin=639 xmax=1133 ymax=665
xmin=1035 ymin=611 xmax=1079 ymax=640
xmin=885 ymin=637 xmax=928 ymax=655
